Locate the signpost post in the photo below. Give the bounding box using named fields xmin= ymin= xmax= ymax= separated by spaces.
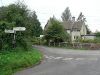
xmin=5 ymin=27 xmax=26 ymax=48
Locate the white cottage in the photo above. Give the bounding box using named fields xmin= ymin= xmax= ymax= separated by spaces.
xmin=62 ymin=17 xmax=87 ymax=42
xmin=44 ymin=17 xmax=95 ymax=42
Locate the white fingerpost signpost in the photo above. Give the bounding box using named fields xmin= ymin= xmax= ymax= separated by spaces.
xmin=5 ymin=29 xmax=14 ymax=33
xmin=13 ymin=27 xmax=26 ymax=31
xmin=5 ymin=27 xmax=26 ymax=48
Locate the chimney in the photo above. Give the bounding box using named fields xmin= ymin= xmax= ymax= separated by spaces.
xmin=72 ymin=16 xmax=75 ymax=22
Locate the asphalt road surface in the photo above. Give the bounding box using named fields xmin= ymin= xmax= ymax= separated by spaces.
xmin=14 ymin=46 xmax=100 ymax=75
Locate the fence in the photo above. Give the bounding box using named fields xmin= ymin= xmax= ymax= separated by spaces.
xmin=72 ymin=43 xmax=100 ymax=50
xmin=48 ymin=42 xmax=100 ymax=50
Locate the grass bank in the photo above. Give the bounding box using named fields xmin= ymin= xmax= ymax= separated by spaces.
xmin=0 ymin=47 xmax=42 ymax=75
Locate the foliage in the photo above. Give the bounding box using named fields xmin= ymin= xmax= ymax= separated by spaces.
xmin=0 ymin=2 xmax=43 ymax=75
xmin=27 ymin=11 xmax=43 ymax=37
xmin=0 ymin=47 xmax=42 ymax=75
xmin=80 ymin=39 xmax=95 ymax=43
xmin=44 ymin=18 xmax=70 ymax=44
xmin=94 ymin=38 xmax=100 ymax=43
xmin=61 ymin=7 xmax=72 ymax=21
xmin=86 ymin=25 xmax=91 ymax=34
xmin=94 ymin=32 xmax=100 ymax=43
xmin=0 ymin=2 xmax=43 ymax=50
xmin=80 ymin=38 xmax=100 ymax=43
xmin=0 ymin=21 xmax=15 ymax=50
xmin=77 ymin=12 xmax=86 ymax=22
xmin=95 ymin=32 xmax=100 ymax=37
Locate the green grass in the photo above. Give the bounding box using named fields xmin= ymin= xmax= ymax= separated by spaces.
xmin=0 ymin=47 xmax=42 ymax=75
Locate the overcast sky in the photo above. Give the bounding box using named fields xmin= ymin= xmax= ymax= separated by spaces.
xmin=0 ymin=0 xmax=100 ymax=32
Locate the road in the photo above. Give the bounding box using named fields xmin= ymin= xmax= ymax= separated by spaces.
xmin=14 ymin=46 xmax=100 ymax=75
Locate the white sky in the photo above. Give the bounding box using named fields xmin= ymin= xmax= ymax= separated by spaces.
xmin=0 ymin=0 xmax=100 ymax=32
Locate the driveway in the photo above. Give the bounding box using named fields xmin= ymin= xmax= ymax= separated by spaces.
xmin=14 ymin=46 xmax=100 ymax=75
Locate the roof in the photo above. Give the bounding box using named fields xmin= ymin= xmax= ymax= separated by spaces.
xmin=62 ymin=21 xmax=84 ymax=31
xmin=62 ymin=21 xmax=73 ymax=30
xmin=72 ymin=21 xmax=83 ymax=30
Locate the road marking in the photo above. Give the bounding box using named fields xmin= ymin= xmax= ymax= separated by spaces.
xmin=54 ymin=57 xmax=63 ymax=59
xmin=62 ymin=58 xmax=73 ymax=60
xmin=75 ymin=58 xmax=85 ymax=60
xmin=88 ymin=58 xmax=98 ymax=61
xmin=44 ymin=55 xmax=98 ymax=61
xmin=49 ymin=56 xmax=55 ymax=59
xmin=44 ymin=55 xmax=52 ymax=59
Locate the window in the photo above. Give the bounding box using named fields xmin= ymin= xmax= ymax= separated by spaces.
xmin=74 ymin=36 xmax=79 ymax=40
xmin=74 ymin=36 xmax=76 ymax=39
xmin=76 ymin=36 xmax=78 ymax=39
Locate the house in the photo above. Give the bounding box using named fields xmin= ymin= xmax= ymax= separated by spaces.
xmin=44 ymin=17 xmax=95 ymax=42
xmin=62 ymin=17 xmax=87 ymax=42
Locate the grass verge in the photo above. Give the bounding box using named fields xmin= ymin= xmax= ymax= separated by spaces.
xmin=0 ymin=47 xmax=42 ymax=75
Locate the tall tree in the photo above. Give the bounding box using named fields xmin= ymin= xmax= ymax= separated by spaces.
xmin=0 ymin=2 xmax=43 ymax=50
xmin=27 ymin=11 xmax=43 ymax=37
xmin=61 ymin=7 xmax=72 ymax=22
xmin=77 ymin=12 xmax=86 ymax=22
xmin=86 ymin=25 xmax=91 ymax=34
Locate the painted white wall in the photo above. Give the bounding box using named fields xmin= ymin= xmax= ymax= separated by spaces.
xmin=65 ymin=24 xmax=88 ymax=42
xmin=66 ymin=30 xmax=71 ymax=34
xmin=71 ymin=31 xmax=80 ymax=42
xmin=80 ymin=24 xmax=87 ymax=35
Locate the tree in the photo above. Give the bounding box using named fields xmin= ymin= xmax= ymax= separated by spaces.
xmin=0 ymin=2 xmax=43 ymax=37
xmin=77 ymin=12 xmax=91 ymax=34
xmin=94 ymin=32 xmax=100 ymax=43
xmin=0 ymin=21 xmax=14 ymax=50
xmin=27 ymin=11 xmax=43 ymax=37
xmin=86 ymin=25 xmax=91 ymax=34
xmin=0 ymin=2 xmax=43 ymax=50
xmin=44 ymin=18 xmax=69 ymax=45
xmin=77 ymin=12 xmax=86 ymax=22
xmin=95 ymin=32 xmax=100 ymax=37
xmin=61 ymin=7 xmax=72 ymax=22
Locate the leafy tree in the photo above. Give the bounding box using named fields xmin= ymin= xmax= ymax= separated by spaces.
xmin=86 ymin=25 xmax=91 ymax=34
xmin=77 ymin=12 xmax=91 ymax=34
xmin=27 ymin=11 xmax=43 ymax=37
xmin=61 ymin=7 xmax=72 ymax=22
xmin=95 ymin=32 xmax=100 ymax=37
xmin=0 ymin=2 xmax=43 ymax=50
xmin=44 ymin=18 xmax=69 ymax=44
xmin=93 ymin=32 xmax=100 ymax=43
xmin=77 ymin=12 xmax=86 ymax=22
xmin=0 ymin=21 xmax=14 ymax=50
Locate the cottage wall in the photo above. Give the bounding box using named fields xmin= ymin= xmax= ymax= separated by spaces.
xmin=80 ymin=24 xmax=87 ymax=36
xmin=71 ymin=31 xmax=81 ymax=42
xmin=66 ymin=30 xmax=71 ymax=34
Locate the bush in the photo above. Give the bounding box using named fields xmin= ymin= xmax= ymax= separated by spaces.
xmin=80 ymin=39 xmax=94 ymax=43
xmin=94 ymin=38 xmax=100 ymax=43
